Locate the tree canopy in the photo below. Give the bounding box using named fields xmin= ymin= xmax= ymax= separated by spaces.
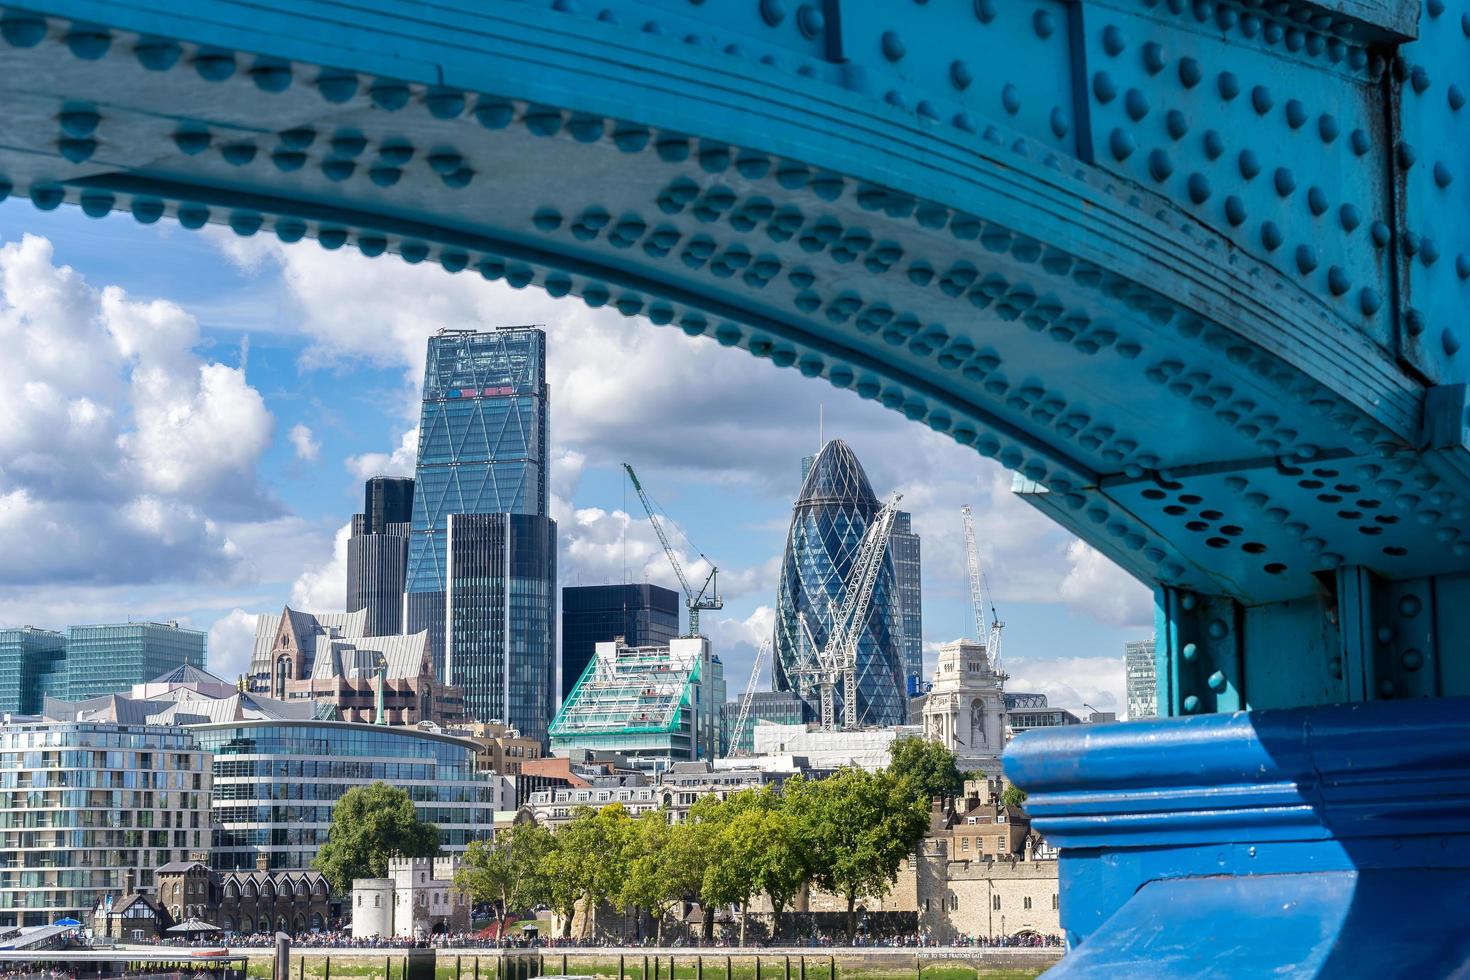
xmin=888 ymin=736 xmax=965 ymax=802
xmin=312 ymin=781 xmax=440 ymax=895
xmin=453 ymin=820 xmax=554 ymax=928
xmin=786 ymin=768 xmax=929 ymax=942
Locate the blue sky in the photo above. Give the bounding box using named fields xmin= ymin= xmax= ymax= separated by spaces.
xmin=0 ymin=198 xmax=1153 ymax=715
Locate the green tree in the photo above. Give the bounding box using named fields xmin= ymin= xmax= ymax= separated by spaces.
xmin=619 ymin=810 xmax=691 ymax=943
xmin=454 ymin=821 xmax=554 ymax=932
xmin=752 ymin=807 xmax=809 ymax=933
xmin=1001 ymin=785 xmax=1028 ymax=809
xmin=539 ymin=804 xmax=633 ymax=938
xmin=702 ymin=807 xmax=768 ymax=945
xmin=888 ymin=736 xmax=965 ymax=802
xmin=312 ymin=782 xmax=439 ymax=895
xmin=786 ymin=768 xmax=928 ymax=943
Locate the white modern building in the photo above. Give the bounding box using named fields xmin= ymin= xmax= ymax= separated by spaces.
xmin=1125 ymin=638 xmax=1158 ymax=720
xmin=751 ymin=721 xmax=922 ymax=770
xmin=919 ymin=639 xmax=1007 ymax=777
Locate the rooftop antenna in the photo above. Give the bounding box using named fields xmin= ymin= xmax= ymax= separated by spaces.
xmin=818 ymin=404 xmax=824 ymax=450
xmin=622 ymin=466 xmax=629 ymax=585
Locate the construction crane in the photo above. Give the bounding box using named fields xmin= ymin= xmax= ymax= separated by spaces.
xmin=796 ymin=492 xmax=903 ymax=730
xmin=961 ymin=504 xmax=1006 ymax=675
xmin=623 ymin=462 xmax=723 ymax=636
xmin=728 ymin=636 xmax=771 ymax=756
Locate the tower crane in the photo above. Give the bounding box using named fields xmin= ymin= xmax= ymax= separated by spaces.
xmin=623 ymin=463 xmax=723 ymax=637
xmin=796 ymin=492 xmax=903 ymax=730
xmin=728 ymin=636 xmax=771 ymax=756
xmin=961 ymin=504 xmax=1006 ymax=675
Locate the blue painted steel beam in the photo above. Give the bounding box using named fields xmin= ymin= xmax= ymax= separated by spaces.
xmin=0 ymin=0 xmax=1466 ymax=971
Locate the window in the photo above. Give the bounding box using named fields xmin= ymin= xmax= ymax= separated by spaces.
xmin=1024 ymin=897 xmax=1032 ymax=910
xmin=992 ymin=895 xmax=1001 ymax=911
xmin=997 ymin=836 xmax=1006 ymax=850
xmin=1051 ymin=894 xmax=1058 ymax=910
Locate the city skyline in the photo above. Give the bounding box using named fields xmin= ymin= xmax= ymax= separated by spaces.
xmin=0 ymin=202 xmax=1152 ymax=718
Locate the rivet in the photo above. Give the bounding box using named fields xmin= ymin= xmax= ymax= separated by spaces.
xmin=1370 ymin=221 xmax=1391 ymax=247
xmin=1450 ymin=85 xmax=1467 ymax=111
xmin=1124 ymin=88 xmax=1149 ymax=120
xmin=973 ymin=0 xmax=997 ymax=23
xmin=65 ymin=29 xmax=111 ymax=60
xmin=1033 ymin=10 xmax=1056 ymax=38
xmin=1405 ymin=308 xmax=1426 ymax=336
xmin=1148 ymin=149 xmax=1173 ymax=182
xmin=1434 ymin=162 xmax=1453 ymax=188
xmin=1207 ymin=670 xmax=1227 ymax=692
xmin=1208 ymin=618 xmax=1228 ymax=639
xmin=1339 ymin=204 xmax=1361 ymax=231
xmin=1398 ymin=141 xmax=1417 ymax=168
xmin=316 ymin=72 xmax=359 ymax=103
xmin=1318 ymin=114 xmax=1339 ymax=142
xmin=1142 ymin=41 xmax=1165 ymax=74
xmin=1238 ymin=149 xmax=1261 ymax=179
xmin=1251 ymin=85 xmax=1273 ymax=114
xmin=58 ymin=110 xmax=100 ymax=138
xmin=1181 ymin=642 xmax=1198 ymax=660
xmin=1327 ymin=266 xmax=1350 ymax=296
xmin=1410 ymin=65 xmax=1430 ymax=94
xmin=1379 ymin=679 xmax=1395 ymax=698
xmin=1109 ymin=128 xmax=1135 ymax=160
xmin=953 ymin=60 xmax=975 ymax=91
xmin=1285 ymin=99 xmax=1306 ymax=128
xmin=1401 ymin=649 xmax=1424 ymax=672
xmin=1187 ymin=172 xmax=1211 ymax=204
xmin=1001 ymin=84 xmax=1020 ymax=115
xmin=1444 ymin=329 xmax=1462 ymax=356
xmin=881 ymin=30 xmax=905 ymax=61
xmin=760 ymin=0 xmax=787 ymax=26
xmin=1307 ymin=186 xmax=1329 ymax=215
xmin=1183 ymin=695 xmax=1201 ymax=713
xmin=1274 ymin=168 xmax=1296 ymax=196
xmin=250 ymin=63 xmax=292 ymax=93
xmin=194 ymin=52 xmax=235 ymax=82
xmin=796 ymin=4 xmax=824 ymax=37
xmin=1092 ymin=71 xmax=1116 ymax=102
xmin=1178 ymin=57 xmax=1202 ymax=88
xmin=1224 ymin=195 xmax=1247 ymax=226
xmin=1102 ymin=25 xmax=1125 ymax=55
xmin=1359 ymin=288 xmax=1381 ymax=315
xmin=1350 ymin=129 xmax=1371 ymax=156
xmin=134 ymin=39 xmax=180 ymax=71
xmin=1165 ymin=109 xmax=1188 ymax=139
xmin=1218 ymin=71 xmax=1240 ymax=100
xmin=425 ymin=89 xmax=466 ymax=120
xmin=0 ymin=15 xmax=47 ymax=48
xmin=1261 ymin=222 xmax=1283 ymax=251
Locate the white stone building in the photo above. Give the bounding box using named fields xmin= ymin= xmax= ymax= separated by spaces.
xmin=351 ymin=857 xmax=468 ymax=939
xmin=920 ymin=640 xmax=1006 ymax=777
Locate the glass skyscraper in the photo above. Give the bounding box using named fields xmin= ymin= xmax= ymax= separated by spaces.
xmin=773 ymin=440 xmax=907 ymax=728
xmin=0 ymin=627 xmax=66 ymax=715
xmin=890 ymin=511 xmax=924 ymax=694
xmin=405 ymin=327 xmax=557 ymax=740
xmin=347 ymin=476 xmax=414 ymax=636
xmin=63 ymin=622 xmax=207 ymax=701
xmin=560 ymin=584 xmax=681 ymax=699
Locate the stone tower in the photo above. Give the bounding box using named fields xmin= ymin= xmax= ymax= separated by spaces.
xmin=922 ymin=640 xmax=1005 ymax=778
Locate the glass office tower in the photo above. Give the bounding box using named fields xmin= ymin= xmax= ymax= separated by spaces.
xmin=560 ymin=584 xmax=681 ymax=699
xmin=890 ymin=511 xmax=924 ymax=694
xmin=347 ymin=476 xmax=415 ymax=636
xmin=405 ymin=327 xmax=556 ymax=739
xmin=0 ymin=627 xmax=66 ymax=714
xmin=64 ymin=622 xmax=207 ymax=701
xmin=772 ymin=440 xmax=907 ymax=727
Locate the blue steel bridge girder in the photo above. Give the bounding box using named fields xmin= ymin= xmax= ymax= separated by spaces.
xmin=5 ymin=0 xmax=1470 ymax=970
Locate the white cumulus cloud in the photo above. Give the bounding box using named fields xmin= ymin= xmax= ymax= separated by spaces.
xmin=289 ymin=423 xmax=321 ymax=462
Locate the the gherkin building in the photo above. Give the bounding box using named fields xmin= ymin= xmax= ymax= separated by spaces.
xmin=772 ymin=439 xmax=907 ymax=728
